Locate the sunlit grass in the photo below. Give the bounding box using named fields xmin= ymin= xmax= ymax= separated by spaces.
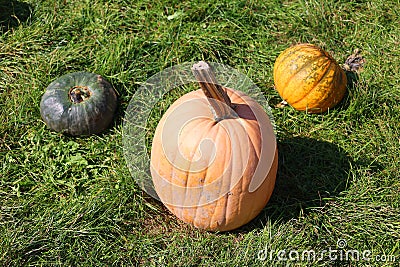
xmin=1 ymin=0 xmax=399 ymax=266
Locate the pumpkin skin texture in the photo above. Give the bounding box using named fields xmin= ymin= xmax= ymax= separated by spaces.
xmin=40 ymin=72 xmax=117 ymax=136
xmin=273 ymin=43 xmax=347 ymax=113
xmin=150 ymin=87 xmax=278 ymax=232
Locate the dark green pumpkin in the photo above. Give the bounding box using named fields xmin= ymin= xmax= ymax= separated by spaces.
xmin=40 ymin=72 xmax=117 ymax=136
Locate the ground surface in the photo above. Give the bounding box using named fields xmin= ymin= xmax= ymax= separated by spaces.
xmin=1 ymin=0 xmax=399 ymax=266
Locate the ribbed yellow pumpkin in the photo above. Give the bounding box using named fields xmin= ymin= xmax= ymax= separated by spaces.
xmin=273 ymin=43 xmax=347 ymax=113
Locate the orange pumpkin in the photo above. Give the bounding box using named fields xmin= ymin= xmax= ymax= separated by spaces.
xmin=150 ymin=62 xmax=278 ymax=231
xmin=273 ymin=43 xmax=347 ymax=113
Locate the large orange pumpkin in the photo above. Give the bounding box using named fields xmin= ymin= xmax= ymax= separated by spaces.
xmin=150 ymin=62 xmax=278 ymax=231
xmin=273 ymin=43 xmax=347 ymax=113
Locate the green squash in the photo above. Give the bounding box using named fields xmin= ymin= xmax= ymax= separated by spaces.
xmin=40 ymin=72 xmax=117 ymax=136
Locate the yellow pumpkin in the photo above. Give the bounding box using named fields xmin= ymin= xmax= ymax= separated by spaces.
xmin=150 ymin=62 xmax=278 ymax=231
xmin=273 ymin=43 xmax=347 ymax=113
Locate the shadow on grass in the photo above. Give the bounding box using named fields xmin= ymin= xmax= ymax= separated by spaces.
xmin=331 ymin=68 xmax=361 ymax=112
xmin=0 ymin=0 xmax=32 ymax=34
xmin=345 ymin=70 xmax=360 ymax=92
xmin=238 ymin=137 xmax=352 ymax=232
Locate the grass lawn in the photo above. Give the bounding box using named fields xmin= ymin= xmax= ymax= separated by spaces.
xmin=1 ymin=0 xmax=399 ymax=266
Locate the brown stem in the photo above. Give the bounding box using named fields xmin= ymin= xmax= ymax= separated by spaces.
xmin=191 ymin=61 xmax=237 ymax=121
xmin=69 ymin=86 xmax=91 ymax=103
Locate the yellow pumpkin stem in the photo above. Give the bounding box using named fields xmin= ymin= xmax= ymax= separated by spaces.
xmin=192 ymin=61 xmax=237 ymax=121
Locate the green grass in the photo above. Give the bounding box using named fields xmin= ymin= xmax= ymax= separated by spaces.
xmin=1 ymin=0 xmax=399 ymax=266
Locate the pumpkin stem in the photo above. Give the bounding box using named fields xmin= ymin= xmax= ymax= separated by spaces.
xmin=342 ymin=48 xmax=365 ymax=92
xmin=192 ymin=61 xmax=237 ymax=121
xmin=69 ymin=86 xmax=91 ymax=103
xmin=343 ymin=48 xmax=365 ymax=73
